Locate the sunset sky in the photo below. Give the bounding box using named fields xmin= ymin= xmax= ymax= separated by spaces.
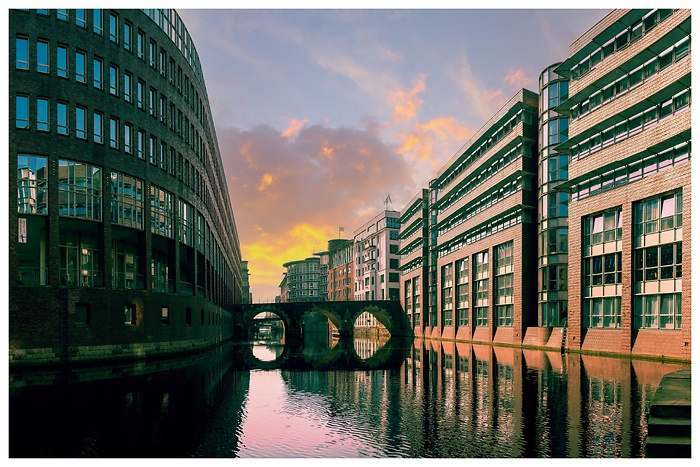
xmin=176 ymin=6 xmax=611 ymax=301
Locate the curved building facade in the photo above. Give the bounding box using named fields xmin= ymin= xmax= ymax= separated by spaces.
xmin=9 ymin=8 xmax=243 ymax=366
xmin=537 ymin=63 xmax=570 ymax=327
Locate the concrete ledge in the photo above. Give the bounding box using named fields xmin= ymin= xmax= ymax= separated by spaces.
xmin=9 ymin=337 xmax=229 ymax=367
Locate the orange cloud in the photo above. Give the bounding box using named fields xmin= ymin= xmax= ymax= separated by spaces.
xmin=395 ymin=116 xmax=473 ymax=168
xmin=281 ymin=118 xmax=308 ymax=139
xmin=388 ymin=74 xmax=426 ymax=123
xmin=504 ymin=68 xmax=531 ymax=89
xmin=258 ymin=173 xmax=274 ymax=191
xmin=482 ymin=88 xmax=508 ymax=110
xmin=218 ymin=122 xmax=414 ymax=301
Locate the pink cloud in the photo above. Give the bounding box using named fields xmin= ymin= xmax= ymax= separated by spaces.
xmin=504 ymin=68 xmax=531 ymax=89
xmin=388 ymin=74 xmax=426 ymax=123
xmin=218 ymin=123 xmax=415 ymax=300
xmin=281 ymin=118 xmax=308 ymax=139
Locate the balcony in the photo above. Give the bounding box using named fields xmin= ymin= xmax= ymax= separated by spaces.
xmin=18 ymin=267 xmax=48 ymax=286
xmin=61 ymin=270 xmax=103 ymax=287
xmin=113 ymin=273 xmax=145 ymax=290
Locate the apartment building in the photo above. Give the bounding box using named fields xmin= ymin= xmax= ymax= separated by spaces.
xmin=554 ymin=9 xmax=691 ymax=359
xmin=353 ymin=210 xmax=402 ymax=302
xmin=327 ymin=239 xmax=355 ymax=301
xmin=280 ymin=257 xmax=321 ymax=302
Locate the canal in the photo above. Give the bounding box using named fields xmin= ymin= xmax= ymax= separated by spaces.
xmin=9 ymin=334 xmax=689 ymax=458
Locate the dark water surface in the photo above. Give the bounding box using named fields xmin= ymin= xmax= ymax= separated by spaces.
xmin=9 ymin=335 xmax=689 ymax=458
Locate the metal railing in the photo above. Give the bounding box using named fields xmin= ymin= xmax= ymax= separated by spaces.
xmin=60 ymin=270 xmax=104 ymax=287
xmin=113 ymin=273 xmax=145 ymax=290
xmin=18 ymin=267 xmax=48 ymax=286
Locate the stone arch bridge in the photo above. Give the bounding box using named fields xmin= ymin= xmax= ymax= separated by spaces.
xmin=235 ymin=300 xmax=413 ymax=342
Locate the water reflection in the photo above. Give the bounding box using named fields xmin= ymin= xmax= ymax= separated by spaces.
xmin=9 ymin=337 xmax=688 ymax=458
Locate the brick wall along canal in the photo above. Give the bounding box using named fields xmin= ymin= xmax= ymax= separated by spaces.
xmin=9 ymin=337 xmax=689 ymax=457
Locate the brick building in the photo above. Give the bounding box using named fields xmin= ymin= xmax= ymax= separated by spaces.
xmin=398 ymin=189 xmax=429 ymax=335
xmin=425 ymin=89 xmax=540 ymax=344
xmin=9 ymin=9 xmax=244 ymax=366
xmin=555 ymin=9 xmax=691 ymax=360
xmin=399 ymin=8 xmax=691 ymax=361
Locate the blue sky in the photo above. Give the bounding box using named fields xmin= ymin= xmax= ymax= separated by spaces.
xmin=176 ymin=7 xmax=611 ymax=300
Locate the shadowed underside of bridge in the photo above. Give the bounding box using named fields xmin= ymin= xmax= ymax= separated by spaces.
xmin=236 ymin=300 xmax=413 ymax=341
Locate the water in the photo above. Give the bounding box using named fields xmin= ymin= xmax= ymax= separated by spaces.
xmin=9 ymin=335 xmax=689 ymax=458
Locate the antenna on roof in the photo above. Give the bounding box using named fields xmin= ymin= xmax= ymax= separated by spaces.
xmin=384 ymin=193 xmax=392 ymax=210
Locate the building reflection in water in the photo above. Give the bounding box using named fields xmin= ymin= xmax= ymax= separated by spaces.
xmin=9 ymin=336 xmax=688 ymax=458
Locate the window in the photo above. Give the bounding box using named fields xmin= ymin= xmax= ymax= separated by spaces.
xmin=186 ymin=308 xmax=192 ymax=325
xmin=109 ymin=13 xmax=118 ymax=42
xmin=137 ymin=31 xmax=144 ymax=59
xmin=124 ymin=22 xmax=132 ymax=50
xmin=125 ymin=304 xmax=136 ymax=325
xmin=57 ymin=9 xmax=68 ymax=21
xmin=584 ymin=208 xmax=622 ymax=247
xmin=93 ymin=9 xmax=102 ymax=35
xmin=15 ymin=95 xmax=29 ymax=129
xmin=584 ymin=253 xmax=622 ymax=286
xmin=111 ymin=171 xmax=143 ymax=229
xmin=113 ymin=240 xmax=140 ymax=290
xmin=634 ymin=242 xmax=682 ymax=282
xmin=76 ymin=9 xmax=86 ymax=28
xmin=109 ymin=65 xmax=118 ymax=95
xmin=36 ymin=98 xmax=49 ymax=131
xmin=583 ymin=297 xmax=621 ymax=328
xmin=149 ymin=88 xmax=155 ymax=116
xmin=57 ymin=44 xmax=68 ymax=78
xmin=109 ymin=117 xmax=118 ymax=148
xmin=179 ymin=200 xmax=194 ymax=245
xmin=37 ymin=40 xmax=49 ymax=73
xmin=93 ymin=112 xmax=103 ymax=143
xmin=124 ymin=123 xmax=132 ymax=154
xmin=76 ymin=51 xmax=86 ymax=83
xmin=124 ymin=72 xmax=132 ymax=102
xmin=441 ymin=263 xmax=453 ymax=327
xmin=495 ymin=241 xmax=514 ymax=326
xmin=149 ymin=136 xmax=156 ymax=164
xmin=17 ymin=154 xmax=48 ymax=215
xmin=16 ymin=37 xmax=28 ymax=70
xmin=635 ymin=293 xmax=681 ymax=329
xmin=57 ymin=160 xmax=102 ymax=221
xmin=137 ymin=130 xmax=145 ymax=159
xmin=59 ymin=231 xmax=100 ymax=286
xmin=473 ymin=250 xmax=489 ymax=327
xmin=93 ymin=57 xmax=103 ymax=89
xmin=57 ymin=102 xmax=68 ymax=135
xmin=150 ymin=185 xmax=174 ymax=238
xmin=76 ymin=106 xmax=86 ymax=139
xmin=149 ymin=40 xmax=156 ymax=68
xmin=137 ymin=80 xmax=144 ymax=109
xmin=76 ymin=303 xmax=91 ymax=327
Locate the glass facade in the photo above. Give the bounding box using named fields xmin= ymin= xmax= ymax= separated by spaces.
xmin=537 ymin=63 xmax=569 ymax=327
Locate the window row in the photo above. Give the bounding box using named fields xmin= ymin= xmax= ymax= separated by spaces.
xmin=583 ymin=208 xmax=622 ymax=247
xmin=571 ymin=35 xmax=690 ymax=121
xmin=438 ymin=142 xmax=528 ymax=214
xmin=633 ymin=242 xmax=682 ymax=282
xmin=15 ymin=97 xmax=209 ymax=201
xmin=570 ymin=88 xmax=690 ymax=163
xmin=436 ymin=210 xmax=525 ymax=258
xmin=437 ymin=175 xmax=523 ymax=237
xmin=570 ymin=142 xmax=690 ymax=202
xmin=437 ymin=107 xmax=534 ymax=192
xmin=24 ymin=8 xmax=204 ymax=110
xmin=634 ymin=190 xmax=682 ymax=237
xmin=14 ymin=36 xmax=208 ymax=150
xmin=569 ymin=9 xmax=675 ymax=80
